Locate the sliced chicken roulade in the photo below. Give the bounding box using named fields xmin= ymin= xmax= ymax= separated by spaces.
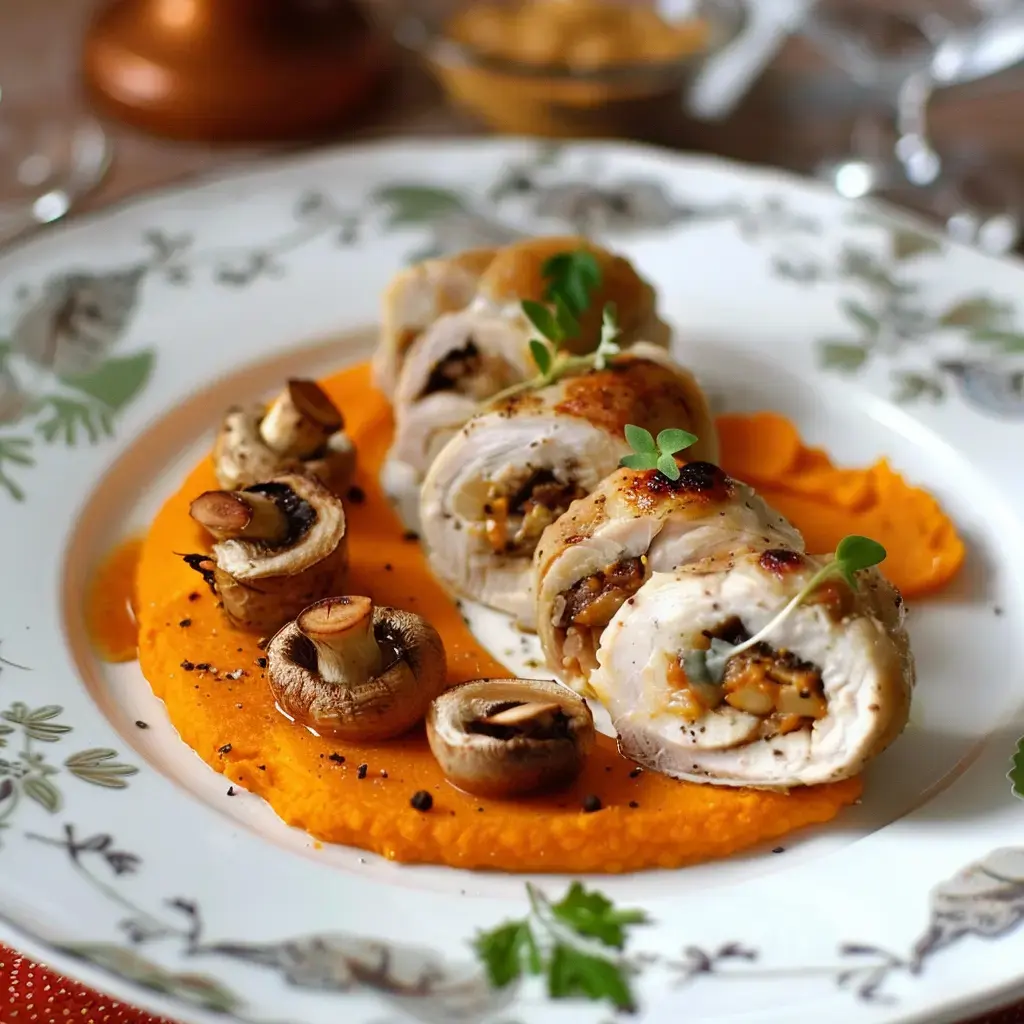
xmin=383 ymin=236 xmax=672 ymax=487
xmin=535 ymin=462 xmax=803 ymax=692
xmin=374 ymin=248 xmax=497 ymax=398
xmin=419 ymin=345 xmax=718 ymax=627
xmin=591 ymin=549 xmax=914 ymax=788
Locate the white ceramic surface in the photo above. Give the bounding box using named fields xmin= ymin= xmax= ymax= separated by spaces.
xmin=0 ymin=139 xmax=1023 ymax=1024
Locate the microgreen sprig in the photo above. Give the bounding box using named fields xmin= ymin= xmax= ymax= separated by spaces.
xmin=619 ymin=424 xmax=699 ymax=482
xmin=686 ymin=535 xmax=887 ymax=685
xmin=488 ymin=250 xmax=624 ymax=406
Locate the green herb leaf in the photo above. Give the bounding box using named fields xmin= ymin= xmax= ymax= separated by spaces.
xmin=550 ymin=882 xmax=647 ymax=949
xmin=834 ymin=535 xmax=886 ymax=588
xmin=624 ymin=424 xmax=656 ymax=454
xmin=529 ymin=338 xmax=553 ymax=376
xmin=473 ymin=920 xmax=541 ymax=987
xmin=542 ymin=250 xmax=601 ymax=319
xmin=522 ymin=299 xmax=563 ymax=344
xmin=546 ymin=945 xmax=636 ymax=1012
xmin=553 ymin=294 xmax=581 ymax=340
xmin=620 ymin=452 xmax=658 ymax=471
xmin=473 ymin=882 xmax=647 ymax=1012
xmin=656 ymin=428 xmax=698 ymax=455
xmin=657 ymin=452 xmax=680 ymax=480
xmin=703 ymin=638 xmax=736 ymax=685
xmin=682 ymin=650 xmax=712 ymax=685
xmin=1008 ymin=736 xmax=1024 ymax=799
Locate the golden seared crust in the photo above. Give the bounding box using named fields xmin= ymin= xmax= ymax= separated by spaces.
xmin=533 ymin=462 xmax=737 ymax=583
xmin=553 ymin=354 xmax=719 ymax=462
xmin=478 ymin=236 xmax=656 ymax=355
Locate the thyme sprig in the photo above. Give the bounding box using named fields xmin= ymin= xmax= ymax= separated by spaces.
xmin=488 ymin=250 xmax=623 ymax=406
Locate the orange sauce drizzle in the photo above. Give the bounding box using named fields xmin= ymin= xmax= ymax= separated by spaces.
xmin=85 ymin=536 xmax=143 ymax=663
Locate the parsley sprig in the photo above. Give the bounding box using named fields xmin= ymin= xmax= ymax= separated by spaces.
xmin=473 ymin=881 xmax=648 ymax=1011
xmin=1008 ymin=737 xmax=1024 ymax=799
xmin=489 ymin=249 xmax=623 ymax=406
xmin=684 ymin=535 xmax=887 ymax=685
xmin=620 ymin=424 xmax=699 ymax=481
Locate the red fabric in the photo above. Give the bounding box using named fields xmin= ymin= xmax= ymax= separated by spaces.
xmin=0 ymin=941 xmax=1021 ymax=1023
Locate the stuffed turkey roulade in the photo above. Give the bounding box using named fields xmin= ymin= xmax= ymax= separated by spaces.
xmin=419 ymin=345 xmax=718 ymax=626
xmin=384 ymin=237 xmax=671 ymax=486
xmin=590 ymin=548 xmax=914 ymax=788
xmin=535 ymin=462 xmax=803 ymax=691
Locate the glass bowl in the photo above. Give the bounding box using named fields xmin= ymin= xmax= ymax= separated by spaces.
xmin=393 ymin=0 xmax=746 ymax=139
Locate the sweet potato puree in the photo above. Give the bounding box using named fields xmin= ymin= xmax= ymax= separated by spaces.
xmin=716 ymin=412 xmax=965 ymax=597
xmin=118 ymin=362 xmax=961 ymax=873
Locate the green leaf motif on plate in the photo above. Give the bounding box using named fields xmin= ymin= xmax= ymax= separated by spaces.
xmin=968 ymin=328 xmax=1024 ymax=353
xmin=939 ymin=296 xmax=1014 ymax=330
xmin=891 ymin=228 xmax=943 ymax=262
xmin=64 ymin=749 xmax=140 ymax=789
xmin=0 ymin=665 xmax=140 ymax=848
xmin=63 ymin=944 xmax=241 ymax=1013
xmin=819 ymin=341 xmax=869 ymax=373
xmin=892 ymin=371 xmax=945 ymax=404
xmin=22 ymin=774 xmax=62 ymax=813
xmin=840 ymin=298 xmax=882 ymax=338
xmin=373 ymin=185 xmax=467 ymax=226
xmin=62 ymin=351 xmax=155 ymax=412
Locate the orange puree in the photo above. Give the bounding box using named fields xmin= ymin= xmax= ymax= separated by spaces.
xmin=132 ymin=362 xmax=862 ymax=873
xmin=87 ymin=536 xmax=143 ymax=663
xmin=715 ymin=412 xmax=964 ymax=597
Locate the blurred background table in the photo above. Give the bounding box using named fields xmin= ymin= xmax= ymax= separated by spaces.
xmin=7 ymin=0 xmax=1024 ymax=217
xmin=3 ymin=1 xmax=1024 ymax=1023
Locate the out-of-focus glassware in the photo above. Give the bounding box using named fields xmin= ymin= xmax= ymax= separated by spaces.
xmin=0 ymin=9 xmax=111 ymax=242
xmin=800 ymin=0 xmax=1024 ymax=253
xmin=393 ymin=0 xmax=745 ymax=141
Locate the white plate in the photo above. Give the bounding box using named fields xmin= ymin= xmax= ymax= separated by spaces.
xmin=1 ymin=138 xmax=1023 ymax=1024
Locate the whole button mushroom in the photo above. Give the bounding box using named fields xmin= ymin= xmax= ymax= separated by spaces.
xmin=266 ymin=596 xmax=448 ymax=741
xmin=426 ymin=678 xmax=595 ymax=798
xmin=214 ymin=378 xmax=356 ymax=493
xmin=186 ymin=472 xmax=347 ymax=634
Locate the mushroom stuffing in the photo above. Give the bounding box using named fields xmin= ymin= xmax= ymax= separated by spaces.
xmin=114 ymin=238 xmax=962 ymax=873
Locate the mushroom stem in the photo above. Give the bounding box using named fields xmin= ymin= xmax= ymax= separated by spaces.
xmin=259 ymin=379 xmax=343 ymax=459
xmin=481 ymin=702 xmax=562 ymax=728
xmin=189 ymin=490 xmax=289 ymax=543
xmin=297 ymin=596 xmax=383 ymax=687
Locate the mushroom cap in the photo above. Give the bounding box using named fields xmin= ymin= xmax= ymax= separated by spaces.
xmin=213 ymin=473 xmax=345 ymax=581
xmin=267 ymin=604 xmax=448 ymax=741
xmin=213 ymin=403 xmax=355 ymax=494
xmin=426 ymin=678 xmax=595 ymax=798
xmin=209 ymin=473 xmax=348 ymax=633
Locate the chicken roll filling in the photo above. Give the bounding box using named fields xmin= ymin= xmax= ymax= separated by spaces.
xmin=482 ymin=469 xmax=586 ymax=556
xmin=666 ymin=617 xmax=827 ymax=739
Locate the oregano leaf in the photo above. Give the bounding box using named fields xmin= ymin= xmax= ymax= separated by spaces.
xmin=656 ymin=428 xmax=698 ymax=455
xmin=657 ymin=452 xmax=680 ymax=480
xmin=529 ymin=339 xmax=552 ymax=376
xmin=624 ymin=424 xmax=656 ymax=454
xmin=522 ymin=300 xmax=562 ymax=343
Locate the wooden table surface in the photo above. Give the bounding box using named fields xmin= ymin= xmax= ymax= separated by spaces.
xmin=2 ymin=2 xmax=1024 ymax=1023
